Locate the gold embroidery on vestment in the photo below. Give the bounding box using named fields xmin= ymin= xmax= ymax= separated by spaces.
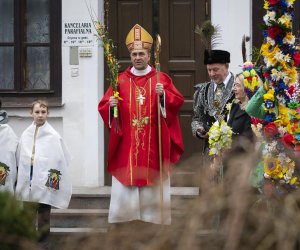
xmin=147 ymin=79 xmax=152 ymax=184
xmin=128 ymin=77 xmax=153 ymax=184
xmin=131 ymin=78 xmax=151 ymax=167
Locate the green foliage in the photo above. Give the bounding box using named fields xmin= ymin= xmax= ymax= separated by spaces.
xmin=0 ymin=192 xmax=38 ymax=249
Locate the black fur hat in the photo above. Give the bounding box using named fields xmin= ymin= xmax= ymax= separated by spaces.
xmin=204 ymin=49 xmax=230 ymax=65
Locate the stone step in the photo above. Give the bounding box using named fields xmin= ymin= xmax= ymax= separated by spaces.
xmin=51 ymin=208 xmax=109 ymax=228
xmin=68 ymin=186 xmax=111 ymax=209
xmin=50 ymin=227 xmax=107 ymax=249
xmin=50 ymin=227 xmax=217 ymax=250
xmin=50 ymin=186 xmax=199 ymax=246
xmin=71 ymin=186 xmax=199 ymax=197
xmin=51 ymin=208 xmax=187 ymax=228
xmin=51 ymin=227 xmax=108 ymax=234
xmin=67 ymin=186 xmax=199 ymax=209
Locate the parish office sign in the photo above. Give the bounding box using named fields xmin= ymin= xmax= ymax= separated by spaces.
xmin=62 ymin=21 xmax=95 ymax=46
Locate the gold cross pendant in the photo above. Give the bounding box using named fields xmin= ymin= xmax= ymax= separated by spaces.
xmin=137 ymin=94 xmax=145 ymax=105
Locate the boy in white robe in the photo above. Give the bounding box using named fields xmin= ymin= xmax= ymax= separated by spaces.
xmin=15 ymin=100 xmax=72 ymax=248
xmin=0 ymin=100 xmax=18 ymax=193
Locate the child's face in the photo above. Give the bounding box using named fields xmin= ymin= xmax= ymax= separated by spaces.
xmin=31 ymin=104 xmax=48 ymax=127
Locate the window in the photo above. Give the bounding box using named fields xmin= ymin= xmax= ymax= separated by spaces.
xmin=0 ymin=0 xmax=62 ymax=107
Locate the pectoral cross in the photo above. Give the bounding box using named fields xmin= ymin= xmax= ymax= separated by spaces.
xmin=137 ymin=94 xmax=145 ymax=105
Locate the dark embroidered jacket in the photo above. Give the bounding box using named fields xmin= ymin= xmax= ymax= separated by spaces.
xmin=191 ymin=73 xmax=235 ymax=139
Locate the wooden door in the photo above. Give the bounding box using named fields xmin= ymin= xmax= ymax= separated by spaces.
xmin=159 ymin=0 xmax=209 ymax=186
xmin=105 ymin=0 xmax=210 ymax=186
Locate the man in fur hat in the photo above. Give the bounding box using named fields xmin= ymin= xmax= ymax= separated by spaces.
xmin=191 ymin=49 xmax=235 ymax=155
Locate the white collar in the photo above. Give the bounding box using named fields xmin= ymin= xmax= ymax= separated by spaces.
xmin=131 ymin=65 xmax=151 ymax=76
xmin=213 ymin=73 xmax=231 ymax=90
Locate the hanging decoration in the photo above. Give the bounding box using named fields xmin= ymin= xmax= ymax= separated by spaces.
xmin=259 ymin=0 xmax=300 ymax=189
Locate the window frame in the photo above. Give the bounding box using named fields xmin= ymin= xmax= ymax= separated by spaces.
xmin=0 ymin=0 xmax=62 ymax=107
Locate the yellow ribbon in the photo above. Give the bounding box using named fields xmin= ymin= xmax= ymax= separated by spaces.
xmin=113 ymin=91 xmax=123 ymax=100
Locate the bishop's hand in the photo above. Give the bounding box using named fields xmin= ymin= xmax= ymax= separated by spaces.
xmin=109 ymin=96 xmax=118 ymax=107
xmin=155 ymin=83 xmax=164 ymax=97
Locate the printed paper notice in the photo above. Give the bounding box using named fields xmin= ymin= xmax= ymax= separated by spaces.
xmin=62 ymin=21 xmax=95 ymax=46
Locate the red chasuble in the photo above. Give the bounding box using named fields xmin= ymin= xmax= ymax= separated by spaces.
xmin=98 ymin=66 xmax=184 ymax=186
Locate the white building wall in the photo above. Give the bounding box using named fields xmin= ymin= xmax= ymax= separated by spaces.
xmin=61 ymin=0 xmax=105 ymax=187
xmin=211 ymin=0 xmax=252 ymax=75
